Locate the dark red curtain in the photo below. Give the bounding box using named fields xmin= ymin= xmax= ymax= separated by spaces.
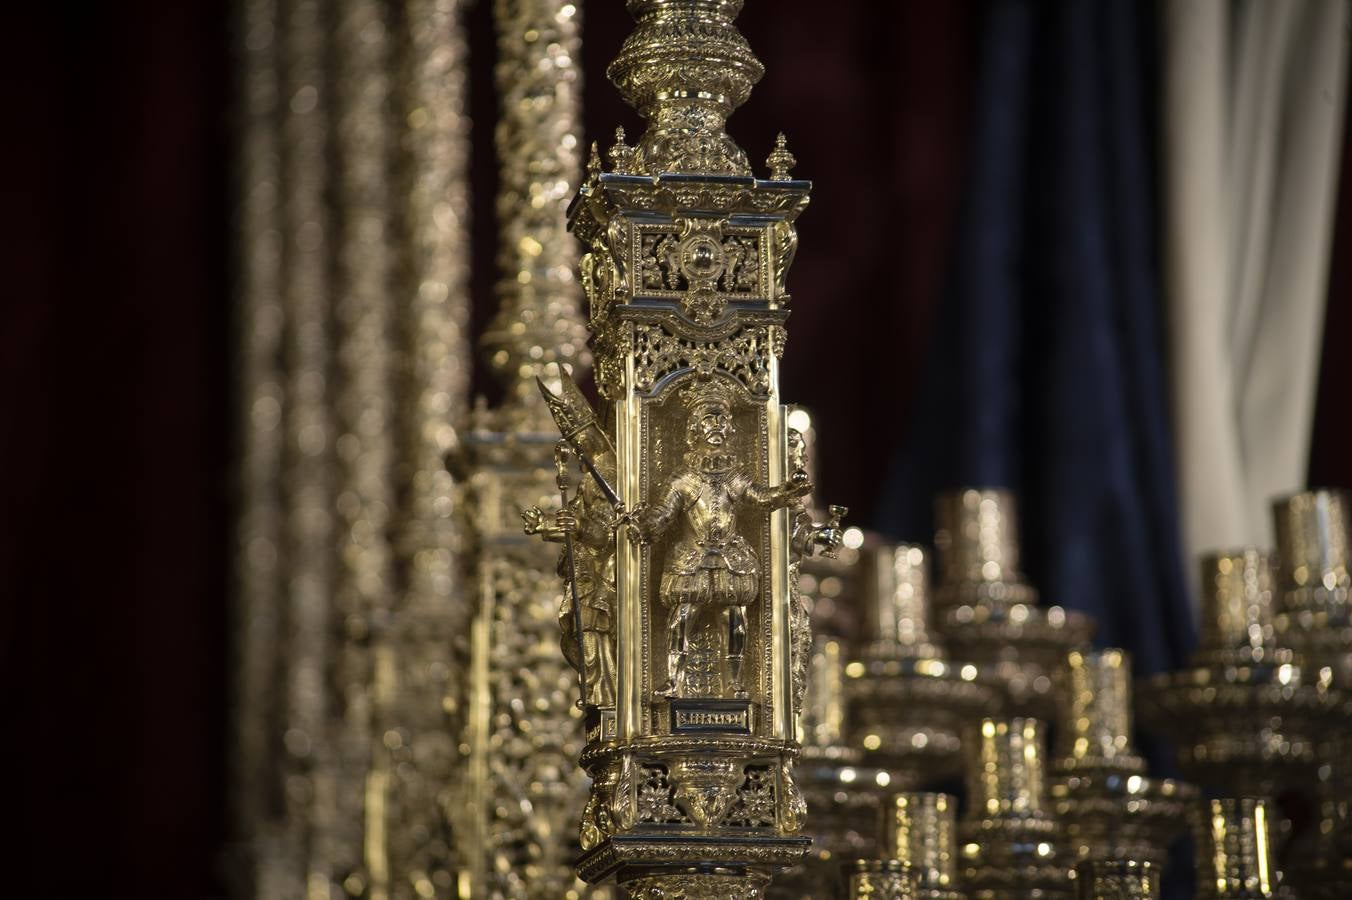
xmin=4 ymin=2 xmax=232 ymax=897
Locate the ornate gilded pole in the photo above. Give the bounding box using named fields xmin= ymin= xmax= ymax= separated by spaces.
xmin=481 ymin=0 xmax=590 ymax=424
xmin=277 ymin=0 xmax=341 ymax=893
xmin=233 ymin=1 xmax=478 ymax=895
xmin=234 ymin=0 xmax=286 ymax=890
xmin=456 ymin=0 xmax=592 ymax=896
xmin=331 ymin=0 xmax=401 ymax=891
xmin=379 ymin=1 xmax=476 ymax=897
xmin=525 ymin=1 xmax=845 ymax=894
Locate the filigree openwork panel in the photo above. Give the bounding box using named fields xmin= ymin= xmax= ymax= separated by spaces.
xmin=633 ymin=219 xmax=766 ymax=310
xmin=720 ymin=763 xmax=778 ymax=828
xmin=479 ymin=556 xmax=590 ymax=897
xmin=635 ymin=763 xmax=692 ymax=825
xmin=631 ymin=322 xmax=783 ymax=396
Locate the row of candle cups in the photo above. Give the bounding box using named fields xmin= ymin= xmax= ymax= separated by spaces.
xmin=785 ymin=487 xmax=1351 ymax=898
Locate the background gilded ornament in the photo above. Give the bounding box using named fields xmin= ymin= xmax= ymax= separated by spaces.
xmin=847 ymin=543 xmax=1002 ymax=784
xmin=1048 ymin=649 xmax=1195 ymax=867
xmin=931 ymin=490 xmax=1094 ymax=718
xmin=957 ymin=718 xmax=1072 ymax=899
xmin=1137 ymin=550 xmax=1345 ymax=795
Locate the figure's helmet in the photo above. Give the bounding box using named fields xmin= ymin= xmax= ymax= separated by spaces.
xmin=679 ymin=377 xmax=739 ymax=447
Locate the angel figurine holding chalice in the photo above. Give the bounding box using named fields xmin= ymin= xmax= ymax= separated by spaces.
xmin=631 ymin=378 xmax=813 ymax=700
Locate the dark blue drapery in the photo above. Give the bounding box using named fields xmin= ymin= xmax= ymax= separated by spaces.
xmin=879 ymin=0 xmax=1195 ymax=675
xmin=877 ymin=4 xmax=1197 ymax=889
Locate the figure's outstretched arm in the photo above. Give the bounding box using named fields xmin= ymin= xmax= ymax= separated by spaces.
xmin=790 ymin=506 xmax=816 ymax=557
xmin=744 ymin=469 xmax=813 ymax=512
xmin=632 ymin=476 xmax=685 ymax=543
xmin=523 ymin=505 xmax=573 ymax=543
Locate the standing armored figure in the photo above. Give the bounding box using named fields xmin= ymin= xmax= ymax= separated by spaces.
xmin=635 ymin=378 xmax=812 ymax=699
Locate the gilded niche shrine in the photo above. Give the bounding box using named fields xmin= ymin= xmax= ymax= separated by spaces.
xmin=521 ymin=0 xmax=843 ymax=895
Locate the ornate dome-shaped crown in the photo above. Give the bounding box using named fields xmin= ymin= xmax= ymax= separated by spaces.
xmin=678 ymin=376 xmax=739 ymax=415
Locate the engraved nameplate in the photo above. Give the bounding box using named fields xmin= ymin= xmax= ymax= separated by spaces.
xmin=668 ymin=699 xmax=754 ymax=735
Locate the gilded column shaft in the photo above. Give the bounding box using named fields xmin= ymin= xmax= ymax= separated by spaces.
xmin=1193 ymin=799 xmax=1285 ymax=899
xmin=235 ymin=0 xmax=286 ymax=878
xmin=800 ymin=635 xmax=847 ymax=749
xmin=864 ymin=544 xmax=939 ymax=657
xmin=458 ymin=0 xmax=591 ymax=896
xmin=333 ymin=0 xmax=399 ymax=892
xmin=1054 ymin=649 xmax=1140 ymax=772
xmin=882 ymin=793 xmax=961 ymax=900
xmin=1196 ymin=550 xmax=1279 ymax=665
xmin=483 ymin=0 xmax=589 ymax=422
xmin=967 ymin=718 xmax=1046 ymax=818
xmin=279 ymin=0 xmax=339 ymax=894
xmin=382 ymin=1 xmax=476 ymax=897
xmin=399 ymin=0 xmax=474 ymax=622
xmin=933 ymin=490 xmax=1028 ymax=598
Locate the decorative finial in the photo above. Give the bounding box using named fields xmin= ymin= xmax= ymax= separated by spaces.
xmin=767 ymin=132 xmax=795 ymax=180
xmin=608 ymin=126 xmax=635 ymax=174
xmin=586 ymin=141 xmax=602 ymax=181
xmin=605 ymin=0 xmax=763 ymax=176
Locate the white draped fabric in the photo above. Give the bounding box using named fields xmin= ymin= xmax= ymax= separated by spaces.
xmin=1161 ymin=0 xmax=1349 ymax=613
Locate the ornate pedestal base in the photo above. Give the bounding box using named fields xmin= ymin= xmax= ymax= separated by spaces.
xmin=848 ymin=656 xmax=1002 ymax=782
xmin=957 ymin=719 xmax=1073 ymax=900
xmin=618 ymin=870 xmax=773 ymax=900
xmin=1075 ymin=860 xmax=1160 ymax=900
xmin=842 ymin=860 xmax=918 ymax=899
xmin=1050 ymin=650 xmax=1195 ymax=865
xmin=1136 ymin=662 xmax=1341 ymax=794
xmin=939 ymin=607 xmax=1093 ymax=720
xmin=930 ymin=490 xmax=1094 ymax=720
